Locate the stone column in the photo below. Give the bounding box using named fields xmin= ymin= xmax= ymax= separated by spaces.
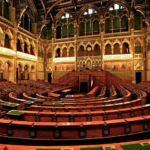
xmin=100 ymin=15 xmax=104 ymax=70
xmin=74 ymin=16 xmax=78 ymax=71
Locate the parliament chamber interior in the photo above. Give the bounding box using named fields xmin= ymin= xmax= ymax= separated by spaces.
xmin=0 ymin=0 xmax=150 ymax=149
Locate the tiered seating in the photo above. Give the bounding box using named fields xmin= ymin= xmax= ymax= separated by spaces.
xmin=5 ymin=104 xmax=150 ymax=122
xmin=0 ymin=78 xmax=149 ymax=146
xmin=0 ymin=115 xmax=149 ymax=141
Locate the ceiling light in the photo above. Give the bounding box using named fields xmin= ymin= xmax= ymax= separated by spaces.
xmin=65 ymin=13 xmax=70 ymax=19
xmin=114 ymin=4 xmax=119 ymax=10
xmin=88 ymin=9 xmax=93 ymax=15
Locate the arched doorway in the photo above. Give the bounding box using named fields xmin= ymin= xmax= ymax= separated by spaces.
xmin=17 ymin=64 xmax=23 ymax=80
xmin=4 ymin=61 xmax=11 ymax=81
xmin=4 ymin=34 xmax=11 ymax=49
xmin=69 ymin=47 xmax=74 ymax=57
xmin=105 ymin=44 xmax=112 ymax=55
xmin=24 ymin=65 xmax=29 ymax=80
xmin=17 ymin=39 xmax=22 ymax=52
xmin=122 ymin=43 xmax=130 ymax=54
xmin=56 ymin=48 xmax=61 ymax=57
xmin=114 ymin=43 xmax=121 ymax=54
xmin=30 ymin=65 xmax=36 ymax=80
xmin=93 ymin=44 xmax=101 ymax=56
xmin=48 ymin=72 xmax=52 ymax=83
xmin=78 ymin=45 xmax=84 ymax=56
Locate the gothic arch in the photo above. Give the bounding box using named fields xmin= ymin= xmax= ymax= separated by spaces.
xmin=5 ymin=29 xmax=13 ymax=40
xmin=114 ymin=43 xmax=121 ymax=54
xmin=68 ymin=47 xmax=75 ymax=57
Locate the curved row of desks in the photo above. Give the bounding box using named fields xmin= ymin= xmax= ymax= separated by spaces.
xmin=9 ymin=92 xmax=126 ymax=106
xmin=7 ymin=104 xmax=150 ymax=122
xmin=0 ymin=115 xmax=150 ymax=141
xmin=29 ymin=98 xmax=144 ymax=112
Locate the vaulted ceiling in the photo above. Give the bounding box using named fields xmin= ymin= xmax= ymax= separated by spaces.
xmin=30 ymin=0 xmax=115 ymax=20
xmin=25 ymin=0 xmax=149 ymax=33
xmin=29 ymin=0 xmax=147 ymax=21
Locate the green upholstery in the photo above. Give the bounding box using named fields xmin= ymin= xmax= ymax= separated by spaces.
xmin=122 ymin=143 xmax=150 ymax=150
xmin=141 ymin=143 xmax=150 ymax=150
xmin=122 ymin=144 xmax=141 ymax=150
xmin=2 ymin=102 xmax=19 ymax=107
xmin=7 ymin=110 xmax=24 ymax=116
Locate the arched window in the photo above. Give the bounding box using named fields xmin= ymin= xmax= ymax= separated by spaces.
xmin=56 ymin=13 xmax=74 ymax=39
xmin=69 ymin=24 xmax=74 ymax=37
xmin=93 ymin=20 xmax=99 ymax=34
xmin=56 ymin=26 xmax=61 ymax=39
xmin=105 ymin=44 xmax=112 ymax=55
xmin=62 ymin=48 xmax=67 ymax=57
xmin=122 ymin=43 xmax=130 ymax=54
xmin=24 ymin=65 xmax=29 ymax=80
xmin=20 ymin=13 xmax=33 ymax=33
xmin=94 ymin=44 xmax=101 ymax=56
xmin=114 ymin=43 xmax=120 ymax=54
xmin=86 ymin=21 xmax=92 ymax=35
xmin=4 ymin=34 xmax=11 ymax=49
xmin=134 ymin=11 xmax=143 ymax=30
xmin=62 ymin=25 xmax=67 ymax=38
xmin=24 ymin=42 xmax=28 ymax=53
xmin=105 ymin=18 xmax=112 ymax=33
xmin=78 ymin=45 xmax=84 ymax=56
xmin=135 ymin=41 xmax=142 ymax=53
xmin=56 ymin=48 xmax=61 ymax=57
xmin=113 ymin=17 xmax=120 ymax=32
xmin=41 ymin=23 xmax=52 ymax=40
xmin=79 ymin=22 xmax=85 ymax=36
xmin=79 ymin=8 xmax=99 ymax=36
xmin=24 ymin=14 xmax=29 ymax=31
xmin=105 ymin=4 xmax=128 ymax=33
xmin=4 ymin=61 xmax=11 ymax=81
xmin=17 ymin=39 xmax=22 ymax=51
xmin=121 ymin=16 xmax=128 ymax=31
xmin=30 ymin=44 xmax=34 ymax=55
xmin=69 ymin=47 xmax=74 ymax=57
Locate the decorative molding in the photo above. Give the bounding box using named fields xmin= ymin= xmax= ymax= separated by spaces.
xmin=53 ymin=57 xmax=76 ymax=63
xmin=17 ymin=52 xmax=37 ymax=61
xmin=103 ymin=54 xmax=133 ymax=61
xmin=0 ymin=47 xmax=16 ymax=56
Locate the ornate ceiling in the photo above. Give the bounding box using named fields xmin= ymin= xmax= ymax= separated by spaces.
xmin=27 ymin=0 xmax=149 ymax=21
xmin=23 ymin=0 xmax=149 ymax=33
xmin=29 ymin=0 xmax=132 ymax=20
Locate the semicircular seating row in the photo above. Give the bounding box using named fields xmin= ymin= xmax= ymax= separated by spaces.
xmin=0 ymin=80 xmax=149 ymax=143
